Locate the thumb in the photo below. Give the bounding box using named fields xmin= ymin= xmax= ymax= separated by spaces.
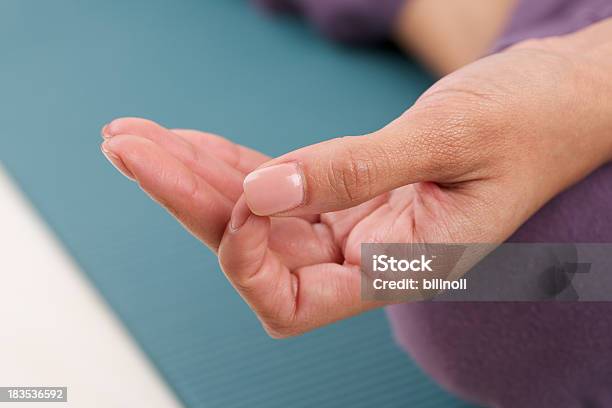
xmin=243 ymin=119 xmax=464 ymax=216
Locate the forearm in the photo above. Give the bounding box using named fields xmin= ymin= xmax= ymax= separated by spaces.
xmin=520 ymin=18 xmax=612 ymax=167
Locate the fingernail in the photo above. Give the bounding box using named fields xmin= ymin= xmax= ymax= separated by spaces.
xmin=243 ymin=162 xmax=304 ymax=215
xmin=101 ymin=141 xmax=135 ymax=180
xmin=229 ymin=196 xmax=252 ymax=232
xmin=101 ymin=123 xmax=111 ymax=139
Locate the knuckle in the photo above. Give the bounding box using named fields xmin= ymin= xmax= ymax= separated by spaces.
xmin=153 ymin=167 xmax=200 ymax=216
xmin=178 ymin=172 xmax=201 ymax=204
xmin=325 ymin=138 xmax=379 ymax=202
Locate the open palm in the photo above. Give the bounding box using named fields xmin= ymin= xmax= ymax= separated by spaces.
xmin=101 ymin=33 xmax=612 ymax=336
xmin=101 ymin=118 xmax=478 ymax=336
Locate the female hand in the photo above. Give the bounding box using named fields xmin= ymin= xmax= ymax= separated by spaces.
xmin=101 ymin=20 xmax=612 ymax=337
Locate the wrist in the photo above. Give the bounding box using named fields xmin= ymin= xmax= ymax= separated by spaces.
xmin=511 ymin=18 xmax=612 ymax=164
xmin=488 ymin=19 xmax=612 ymax=221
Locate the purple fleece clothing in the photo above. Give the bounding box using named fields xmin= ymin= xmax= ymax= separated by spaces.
xmin=256 ymin=1 xmax=612 ymax=406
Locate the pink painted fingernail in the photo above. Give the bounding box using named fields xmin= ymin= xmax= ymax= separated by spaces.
xmin=101 ymin=141 xmax=135 ymax=180
xmin=243 ymin=162 xmax=304 ymax=215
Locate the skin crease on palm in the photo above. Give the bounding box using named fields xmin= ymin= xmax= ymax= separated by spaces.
xmin=100 ymin=18 xmax=612 ymax=338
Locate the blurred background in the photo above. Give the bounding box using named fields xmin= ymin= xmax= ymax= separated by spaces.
xmin=0 ymin=1 xmax=476 ymax=406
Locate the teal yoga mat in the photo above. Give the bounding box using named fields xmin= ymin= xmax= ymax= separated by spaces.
xmin=0 ymin=1 xmax=476 ymax=407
